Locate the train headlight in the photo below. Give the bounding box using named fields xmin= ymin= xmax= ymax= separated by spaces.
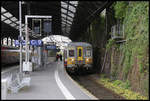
xmin=71 ymin=58 xmax=74 ymax=61
xmin=86 ymin=58 xmax=89 ymax=62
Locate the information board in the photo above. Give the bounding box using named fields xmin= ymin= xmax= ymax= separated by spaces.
xmin=45 ymin=45 xmax=56 ymax=50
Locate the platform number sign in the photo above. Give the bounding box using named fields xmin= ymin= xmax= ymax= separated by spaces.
xmin=30 ymin=40 xmax=37 ymax=46
xmin=22 ymin=40 xmax=26 ymax=46
xmin=14 ymin=40 xmax=20 ymax=46
xmin=30 ymin=40 xmax=43 ymax=46
xmin=14 ymin=40 xmax=42 ymax=46
xmin=37 ymin=40 xmax=42 ymax=46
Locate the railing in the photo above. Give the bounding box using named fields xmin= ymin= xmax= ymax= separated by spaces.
xmin=111 ymin=24 xmax=124 ymax=39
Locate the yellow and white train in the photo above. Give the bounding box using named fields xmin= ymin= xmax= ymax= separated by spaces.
xmin=63 ymin=42 xmax=93 ymax=72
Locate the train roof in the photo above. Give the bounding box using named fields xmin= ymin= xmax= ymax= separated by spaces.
xmin=68 ymin=42 xmax=92 ymax=47
xmin=1 ymin=45 xmax=19 ymax=50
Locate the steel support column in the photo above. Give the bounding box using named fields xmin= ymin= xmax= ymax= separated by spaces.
xmin=1 ymin=38 xmax=3 ymax=45
xmin=19 ymin=1 xmax=23 ymax=73
xmin=11 ymin=38 xmax=13 ymax=46
xmin=7 ymin=37 xmax=8 ymax=45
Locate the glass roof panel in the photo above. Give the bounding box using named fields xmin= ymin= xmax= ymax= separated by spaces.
xmin=69 ymin=1 xmax=78 ymax=5
xmin=4 ymin=19 xmax=12 ymax=24
xmin=3 ymin=12 xmax=13 ymax=18
xmin=66 ymin=21 xmax=72 ymax=25
xmin=62 ymin=23 xmax=71 ymax=27
xmin=62 ymin=18 xmax=67 ymax=22
xmin=62 ymin=21 xmax=66 ymax=24
xmin=61 ymin=18 xmax=66 ymax=22
xmin=10 ymin=17 xmax=18 ymax=22
xmin=69 ymin=5 xmax=74 ymax=11
xmin=1 ymin=7 xmax=6 ymax=13
xmin=61 ymin=25 xmax=66 ymax=28
xmin=10 ymin=23 xmax=16 ymax=27
xmin=15 ymin=21 xmax=19 ymax=24
xmin=1 ymin=15 xmax=7 ymax=21
xmin=61 ymin=14 xmax=67 ymax=18
xmin=61 ymin=1 xmax=78 ymax=35
xmin=66 ymin=30 xmax=70 ymax=33
xmin=67 ymin=16 xmax=73 ymax=21
xmin=66 ymin=25 xmax=70 ymax=28
xmin=22 ymin=24 xmax=25 ymax=27
xmin=69 ymin=6 xmax=76 ymax=13
xmin=62 ymin=19 xmax=71 ymax=24
xmin=61 ymin=1 xmax=67 ymax=6
xmin=101 ymin=9 xmax=106 ymax=17
xmin=68 ymin=13 xmax=74 ymax=18
xmin=61 ymin=3 xmax=67 ymax=8
xmin=61 ymin=8 xmax=67 ymax=14
xmin=69 ymin=1 xmax=78 ymax=6
xmin=15 ymin=26 xmax=19 ymax=29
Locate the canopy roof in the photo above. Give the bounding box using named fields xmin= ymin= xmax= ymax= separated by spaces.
xmin=1 ymin=1 xmax=113 ymax=41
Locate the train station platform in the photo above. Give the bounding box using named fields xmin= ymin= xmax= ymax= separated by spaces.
xmin=6 ymin=61 xmax=97 ymax=100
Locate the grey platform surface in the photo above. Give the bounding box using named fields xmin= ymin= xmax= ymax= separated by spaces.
xmin=6 ymin=61 xmax=97 ymax=100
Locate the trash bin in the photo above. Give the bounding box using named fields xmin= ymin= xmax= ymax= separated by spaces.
xmin=1 ymin=79 xmax=7 ymax=99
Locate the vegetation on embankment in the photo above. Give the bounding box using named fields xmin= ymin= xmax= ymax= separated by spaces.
xmin=105 ymin=1 xmax=149 ymax=98
xmin=97 ymin=75 xmax=148 ymax=100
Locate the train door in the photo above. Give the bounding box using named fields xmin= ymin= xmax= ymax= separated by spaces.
xmin=77 ymin=46 xmax=83 ymax=64
xmin=67 ymin=47 xmax=75 ymax=66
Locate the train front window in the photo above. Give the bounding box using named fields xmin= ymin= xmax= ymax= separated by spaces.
xmin=86 ymin=49 xmax=91 ymax=57
xmin=79 ymin=49 xmax=82 ymax=57
xmin=69 ymin=50 xmax=74 ymax=57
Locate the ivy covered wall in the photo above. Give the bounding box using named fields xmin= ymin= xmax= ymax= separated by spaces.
xmin=106 ymin=1 xmax=149 ymax=97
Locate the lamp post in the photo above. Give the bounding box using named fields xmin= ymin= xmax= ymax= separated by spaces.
xmin=19 ymin=1 xmax=23 ymax=73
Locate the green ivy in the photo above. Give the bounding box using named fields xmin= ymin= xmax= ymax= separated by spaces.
xmin=111 ymin=1 xmax=149 ymax=96
xmin=113 ymin=1 xmax=128 ymax=20
xmin=123 ymin=2 xmax=148 ymax=74
xmin=106 ymin=39 xmax=115 ymax=51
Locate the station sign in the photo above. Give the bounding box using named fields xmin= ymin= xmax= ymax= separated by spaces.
xmin=45 ymin=45 xmax=56 ymax=50
xmin=14 ymin=40 xmax=20 ymax=46
xmin=14 ymin=40 xmax=43 ymax=46
xmin=30 ymin=40 xmax=42 ymax=46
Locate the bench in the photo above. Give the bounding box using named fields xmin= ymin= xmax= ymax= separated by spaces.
xmin=7 ymin=73 xmax=31 ymax=93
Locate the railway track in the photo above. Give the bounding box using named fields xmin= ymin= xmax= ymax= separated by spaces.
xmin=69 ymin=72 xmax=125 ymax=100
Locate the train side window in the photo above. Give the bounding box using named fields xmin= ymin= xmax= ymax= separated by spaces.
xmin=69 ymin=50 xmax=74 ymax=57
xmin=86 ymin=49 xmax=91 ymax=57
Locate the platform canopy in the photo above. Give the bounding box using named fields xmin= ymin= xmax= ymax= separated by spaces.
xmin=1 ymin=1 xmax=113 ymax=41
xmin=42 ymin=35 xmax=72 ymax=50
